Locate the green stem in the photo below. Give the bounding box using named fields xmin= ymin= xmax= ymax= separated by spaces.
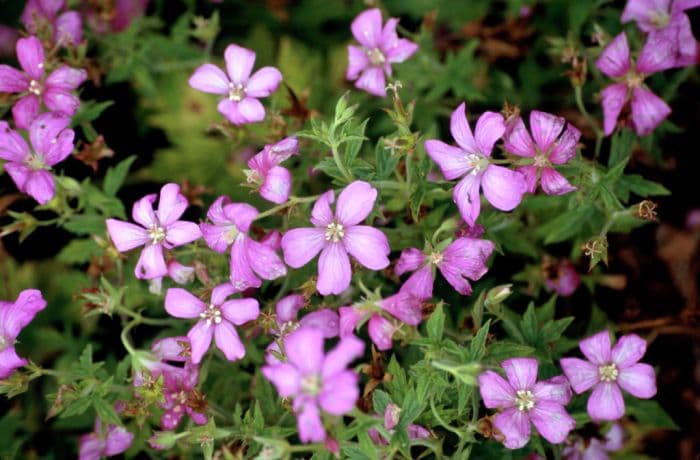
xmin=574 ymin=85 xmax=605 ymax=157
xmin=120 ymin=319 xmax=139 ymax=357
xmin=253 ymin=195 xmax=319 ymax=221
xmin=115 ymin=305 xmax=174 ymax=326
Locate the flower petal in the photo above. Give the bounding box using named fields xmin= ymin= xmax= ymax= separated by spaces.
xmin=310 ymin=190 xmax=335 ymax=227
xmin=260 ymin=165 xmax=291 ymax=204
xmin=518 ymin=165 xmax=538 ymax=194
xmin=481 ymin=164 xmax=526 ymax=211
xmin=261 ymin=363 xmax=300 ymax=397
xmin=355 ymin=66 xmax=386 ymax=97
xmin=395 ymin=247 xmax=425 ymax=276
xmin=54 ymin=11 xmax=83 ymax=46
xmin=502 ymin=357 xmax=538 ymax=391
xmin=0 ymin=289 xmax=46 ymax=340
xmin=587 ymin=382 xmax=625 ymax=421
xmin=0 ymin=121 xmax=30 ymax=162
xmin=611 ymin=333 xmax=647 ymax=368
xmin=400 ymin=265 xmax=434 ymax=300
xmin=135 ymin=244 xmax=167 ymax=280
xmin=187 ymin=321 xmax=214 ymax=364
xmin=601 ymin=83 xmax=629 ymax=136
xmin=385 ymin=38 xmax=418 ymax=63
xmin=342 ymin=225 xmax=390 ymax=270
xmin=319 ymin=370 xmax=360 ymax=414
xmin=0 ymin=347 xmax=27 ymax=380
xmin=188 ymin=63 xmax=229 ymax=94
xmin=164 ymin=221 xmax=201 ymax=247
xmin=296 ymin=403 xmax=325 ymax=443
xmin=281 ymin=227 xmax=326 ymax=268
xmin=11 ymin=95 xmax=39 ymax=130
xmin=42 ymin=126 xmax=74 ymax=167
xmin=596 ymin=33 xmax=631 ymax=78
xmin=338 ymin=306 xmax=363 ymax=337
xmin=620 ymin=0 xmax=665 ymax=31
xmin=630 ymin=87 xmax=671 ymax=136
xmin=0 ymin=64 xmax=28 ymax=93
xmin=503 ymin=117 xmax=536 ymax=157
xmin=541 ymin=167 xmax=576 ymax=196
xmin=224 ymin=202 xmax=258 ymax=233
xmin=450 ymin=102 xmax=479 ymax=154
xmin=217 ymin=98 xmax=266 ymax=125
xmin=560 ymin=358 xmax=599 ymax=394
xmin=246 ymin=238 xmax=287 ymax=281
xmin=246 ymin=67 xmax=282 ymax=98
xmin=532 ymin=375 xmax=572 ymax=405
xmin=158 ymin=183 xmax=188 ymax=226
xmin=275 ymin=294 xmax=305 ymax=323
xmin=103 ymin=426 xmax=134 ymax=456
xmin=424 ymin=139 xmax=472 ymax=180
xmin=474 ymin=111 xmax=506 ymax=156
xmin=106 ymin=219 xmax=149 ymax=252
xmin=549 ymin=123 xmax=581 ymax=164
xmin=617 ymin=363 xmax=657 ymax=398
xmin=317 ymin=242 xmax=352 ymax=295
xmin=300 ymin=309 xmax=340 ymax=338
xmin=530 ymin=111 xmax=565 ymax=153
xmin=530 ymin=401 xmax=576 ymax=444
xmin=493 ymin=407 xmax=531 ymax=449
xmin=478 ymin=370 xmax=516 ymax=409
xmin=45 ymin=65 xmax=87 ymax=89
xmin=351 ymin=8 xmax=383 ymax=48
xmin=229 ymin=236 xmax=261 ymax=291
xmin=336 ymin=181 xmax=377 ymax=226
xmin=214 ymin=321 xmax=246 ymax=361
xmin=368 ymin=314 xmax=395 ymax=350
xmin=579 ymin=331 xmax=612 ymax=365
xmin=381 ymin=291 xmax=423 ymax=326
xmin=322 ymin=334 xmax=364 ymax=377
xmin=347 ymin=45 xmax=369 ymax=80
xmin=220 ymin=298 xmax=259 ymax=325
xmin=7 ymin=166 xmax=55 ymax=205
xmin=164 ymin=288 xmax=206 ymax=319
xmin=286 ymin=328 xmax=324 ymax=374
xmin=453 ymin=173 xmax=482 ymax=227
xmin=224 ymin=44 xmax=256 ymax=84
xmin=29 ymin=112 xmax=70 ymax=157
xmin=16 ymin=36 xmax=44 ymax=80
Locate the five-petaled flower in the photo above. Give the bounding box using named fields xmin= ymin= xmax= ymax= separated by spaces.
xmin=262 ymin=328 xmax=365 ymax=443
xmin=347 ymin=8 xmax=418 ymax=97
xmin=281 ymin=181 xmax=390 ymax=295
xmin=188 ymin=43 xmax=282 ymax=125
xmin=0 ymin=36 xmax=86 ymax=129
xmin=560 ymin=330 xmax=657 ymax=421
xmin=164 ymin=283 xmax=260 ymax=364
xmin=0 ymin=113 xmax=75 ymax=204
xmin=106 ymin=183 xmax=202 ymax=280
xmin=478 ymin=357 xmax=576 ymax=449
xmin=244 ymin=136 xmax=299 ymax=204
xmin=0 ymin=289 xmax=47 ymax=380
xmin=425 ymin=102 xmax=527 ymax=226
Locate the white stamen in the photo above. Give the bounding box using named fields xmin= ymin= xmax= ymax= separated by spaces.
xmin=199 ymin=303 xmax=223 ymax=326
xmin=515 ymin=389 xmax=535 ymax=412
xmin=598 ymin=363 xmax=619 ymax=382
xmin=325 ymin=222 xmax=345 ymax=242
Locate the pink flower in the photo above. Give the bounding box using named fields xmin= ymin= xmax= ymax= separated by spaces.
xmin=543 ymin=259 xmax=580 ymax=297
xmin=0 ymin=36 xmax=86 ymax=129
xmin=622 ymin=0 xmax=700 ymax=69
xmin=87 ymin=0 xmax=149 ymax=34
xmin=0 ymin=26 xmax=18 ymax=57
xmin=596 ymin=33 xmax=672 ymax=136
xmin=200 ymin=196 xmax=286 ymax=291
xmin=503 ymin=111 xmax=581 ymax=196
xmin=106 ymin=183 xmax=202 ymax=280
xmin=339 ymin=291 xmax=422 ymax=351
xmin=425 ymin=103 xmax=527 ymax=226
xmin=560 ymin=330 xmax=657 ymax=421
xmin=21 ymin=0 xmax=83 ymax=47
xmin=478 ymin=358 xmax=575 ymax=449
xmin=245 ymin=136 xmax=299 ymax=204
xmin=396 ymin=237 xmax=495 ymax=300
xmin=262 ymin=328 xmax=365 ymax=443
xmin=0 ymin=113 xmax=74 ymax=204
xmin=0 ymin=289 xmax=46 ymax=380
xmin=281 ymin=181 xmax=390 ymax=295
xmin=188 ymin=43 xmax=282 ymax=125
xmin=368 ymin=403 xmax=431 ymax=445
xmin=346 ymin=8 xmax=418 ymax=97
xmin=563 ymin=423 xmax=624 ymax=460
xmin=79 ymin=419 xmax=133 ymax=460
xmin=164 ymin=284 xmax=259 ymax=364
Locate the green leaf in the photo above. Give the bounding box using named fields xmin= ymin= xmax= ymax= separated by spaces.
xmin=426 ymin=303 xmax=445 ymax=341
xmin=62 ymin=214 xmax=107 ymax=236
xmin=538 ymin=204 xmax=596 ymax=244
xmin=540 ymin=317 xmax=574 ymax=343
xmin=608 ymin=129 xmax=634 ymax=168
xmin=103 ymin=155 xmax=137 ymax=196
xmin=92 ymin=397 xmax=121 ymax=426
xmin=372 ymin=389 xmax=392 ymax=415
xmin=57 ymin=239 xmax=101 ymax=264
xmin=617 ymin=174 xmax=670 ymax=197
xmin=487 ymin=342 xmax=535 ymax=362
xmin=521 ymin=302 xmax=538 ymax=344
xmin=469 ymin=319 xmax=491 ymax=361
xmin=626 ymin=399 xmax=679 ymax=430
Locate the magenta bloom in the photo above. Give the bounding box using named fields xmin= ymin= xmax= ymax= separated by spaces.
xmin=339 ymin=291 xmax=422 ymax=351
xmin=21 ymin=0 xmax=83 ymax=47
xmin=560 ymin=331 xmax=657 ymax=421
xmin=563 ymin=423 xmax=624 ymax=460
xmin=347 ymin=8 xmax=418 ymax=97
xmin=245 ymin=136 xmax=299 ymax=204
xmin=478 ymin=358 xmax=575 ymax=449
xmin=164 ymin=283 xmax=259 ymax=364
xmin=106 ymin=183 xmax=201 ymax=280
xmin=262 ymin=328 xmax=365 ymax=443
xmin=188 ymin=43 xmax=282 ymax=125
xmin=596 ymin=33 xmax=672 ymax=136
xmin=396 ymin=237 xmax=495 ymax=300
xmin=0 ymin=289 xmax=46 ymax=379
xmin=622 ymin=0 xmax=700 ymax=69
xmin=0 ymin=113 xmax=75 ymax=204
xmin=504 ymin=111 xmax=581 ymax=196
xmin=281 ymin=181 xmax=390 ymax=295
xmin=544 ymin=259 xmax=580 ymax=297
xmin=368 ymin=403 xmax=431 ymax=445
xmin=79 ymin=419 xmax=133 ymax=460
xmin=87 ymin=0 xmax=149 ymax=34
xmin=200 ymin=196 xmax=286 ymax=291
xmin=425 ymin=103 xmax=527 ymax=226
xmin=0 ymin=36 xmax=86 ymax=129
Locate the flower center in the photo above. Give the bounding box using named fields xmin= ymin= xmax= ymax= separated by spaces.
xmin=514 ymin=389 xmax=535 ymax=412
xmin=0 ymin=336 xmax=7 ymax=352
xmin=534 ymin=154 xmax=549 ymax=168
xmin=228 ymin=82 xmax=246 ymax=102
xmin=465 ymin=153 xmax=487 ymax=175
xmin=428 ymin=251 xmax=443 ymax=265
xmin=148 ymin=225 xmax=166 ymax=245
xmin=649 ymin=10 xmax=670 ymax=28
xmin=367 ymin=48 xmax=386 ymax=66
xmin=300 ymin=374 xmax=321 ymax=395
xmin=224 ymin=225 xmax=239 ymax=245
xmin=244 ymin=168 xmax=263 ymax=185
xmin=172 ymin=390 xmax=188 ymax=405
xmin=626 ymin=71 xmax=644 ymax=88
xmin=598 ymin=363 xmax=619 ymax=382
xmin=279 ymin=320 xmax=299 ymax=336
xmin=199 ymin=303 xmax=223 ymax=326
xmin=325 ymin=222 xmax=345 ymax=242
xmin=28 ymin=79 xmax=42 ymax=96
xmin=25 ymin=152 xmax=49 ymax=171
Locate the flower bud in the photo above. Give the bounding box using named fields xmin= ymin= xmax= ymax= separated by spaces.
xmin=486 ymin=284 xmax=512 ymax=305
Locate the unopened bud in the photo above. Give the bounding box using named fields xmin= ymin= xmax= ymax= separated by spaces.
xmin=486 ymin=284 xmax=512 ymax=305
xmin=384 ymin=403 xmax=401 ymax=430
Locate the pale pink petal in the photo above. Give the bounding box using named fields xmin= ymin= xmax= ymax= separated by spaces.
xmin=385 ymin=39 xmax=418 ymax=63
xmin=450 ymin=102 xmax=479 ymax=153
xmin=29 ymin=112 xmax=70 ymax=156
xmin=135 ymin=244 xmax=167 ymax=279
xmin=617 ymin=363 xmax=657 ymax=398
xmin=246 ymin=67 xmax=282 ymax=98
xmin=0 ymin=121 xmax=30 ymax=161
xmin=673 ymin=0 xmax=700 ymax=12
xmin=229 ymin=236 xmax=261 ymax=291
xmin=560 ymin=358 xmax=600 ymax=394
xmin=518 ymin=165 xmax=538 ymax=194
xmin=261 ymin=363 xmax=300 ymax=397
xmin=16 ymin=36 xmax=45 ymax=80
xmin=347 ymin=45 xmax=369 ymax=80
xmin=276 ymin=294 xmax=305 ymax=323
xmin=42 ymin=127 xmax=74 ymax=166
xmin=164 ymin=288 xmax=206 ymax=318
xmin=300 ymin=309 xmax=340 ymax=338
xmin=8 ymin=166 xmax=55 ymax=205
xmin=103 ymin=426 xmax=133 ymax=456
xmin=493 ymin=408 xmax=531 ymax=449
xmin=132 ymin=194 xmax=157 ymax=228
xmin=549 ymin=123 xmax=581 ymax=164
xmin=0 ymin=347 xmax=28 ymax=379
xmin=286 ymin=328 xmax=324 ymax=374
xmin=395 ymin=247 xmax=425 ymax=276
xmin=502 ymin=357 xmax=538 ymax=391
xmin=441 ymin=237 xmax=495 ymax=282
xmin=322 ymin=334 xmax=364 ymax=377
xmin=611 ymin=334 xmax=647 ymax=368
xmin=78 ymin=433 xmax=103 ymax=460
xmin=621 ymin=0 xmax=667 ymax=31
xmin=165 ymin=221 xmax=201 ymax=246
xmin=399 ymin=265 xmax=434 ymax=300
xmin=601 ymin=83 xmax=629 ymax=136
xmin=381 ymin=291 xmax=422 ymax=326
xmin=368 ymin=314 xmax=395 ymax=350
xmin=0 ymin=65 xmax=28 ymax=92
xmin=532 ymin=376 xmax=572 ymax=405
xmin=503 ymin=117 xmax=536 ymax=157
xmin=297 ymin=403 xmax=325 ymax=443
xmin=424 ymin=140 xmax=472 ymax=180
xmin=481 ymin=165 xmax=526 ymax=211
xmin=310 ymin=190 xmax=335 ymax=227
xmin=12 ymin=95 xmax=40 ymax=130
xmin=596 ymin=33 xmax=631 ymax=78
xmin=210 ymin=282 xmax=237 ymax=306
xmin=603 ymin=422 xmax=625 ymax=451
xmin=637 ymin=28 xmax=677 ymax=73
xmin=338 ymin=306 xmax=363 ymax=337
xmin=217 ymin=98 xmax=266 ymax=125
xmin=224 ymin=202 xmax=259 ymax=233
xmin=220 ymin=298 xmax=259 ymax=325
xmin=260 ymin=165 xmax=291 ymax=204
xmin=342 ymin=225 xmax=390 ymax=270
xmin=224 ymin=44 xmax=256 ymax=84
xmin=54 ymin=11 xmax=83 ymax=46
xmin=351 ymin=8 xmax=383 ymax=48
xmin=106 ymin=219 xmax=149 ymax=252
xmin=541 ymin=167 xmax=576 ymax=196
xmin=630 ymin=87 xmax=671 ymax=136
xmin=45 ymin=65 xmax=87 ymax=89
xmin=246 ymin=239 xmax=287 ymax=281
xmin=336 ymin=180 xmax=377 ymax=226
xmin=200 ymin=222 xmax=231 ymax=253
xmin=474 ymin=111 xmax=506 ymax=156
xmin=317 ymin=242 xmax=352 ymax=295
xmin=188 ymin=63 xmax=229 ymax=94
xmin=587 ymin=382 xmax=625 ymax=421
xmin=580 ymin=331 xmax=612 ymax=365
xmin=158 ymin=183 xmax=188 ymax=226
xmin=281 ymin=227 xmax=326 ymax=268
xmin=355 ymin=67 xmax=386 ymax=97
xmin=530 ymin=401 xmax=576 ymax=444
xmin=453 ymin=173 xmax=481 ymax=227
xmin=478 ymin=370 xmax=516 ymax=409
xmin=206 ymin=195 xmax=230 ymax=224
xmin=187 ymin=321 xmax=214 ymax=364
xmin=319 ymin=370 xmax=360 ymax=414
xmin=0 ymin=289 xmax=46 ymax=340
xmin=214 ymin=321 xmax=246 ymax=361
xmin=530 ymin=111 xmax=565 ymax=152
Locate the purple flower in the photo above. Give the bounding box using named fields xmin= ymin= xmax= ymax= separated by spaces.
xmin=200 ymin=196 xmax=286 ymax=291
xmin=21 ymin=0 xmax=83 ymax=47
xmin=87 ymin=0 xmax=149 ymax=34
xmin=245 ymin=136 xmax=299 ymax=204
xmin=596 ymin=33 xmax=672 ymax=136
xmin=0 ymin=36 xmax=86 ymax=129
xmin=164 ymin=283 xmax=259 ymax=364
xmin=622 ymin=0 xmax=700 ymax=69
xmin=563 ymin=423 xmax=624 ymax=460
xmin=281 ymin=181 xmax=390 ymax=295
xmin=347 ymin=8 xmax=418 ymax=97
xmin=79 ymin=419 xmax=133 ymax=460
xmin=396 ymin=236 xmax=495 ymax=300
xmin=339 ymin=291 xmax=423 ymax=351
xmin=106 ymin=183 xmax=202 ymax=280
xmin=188 ymin=43 xmax=282 ymax=125
xmin=0 ymin=26 xmax=18 ymax=58
xmin=560 ymin=330 xmax=657 ymax=421
xmin=478 ymin=357 xmax=575 ymax=449
xmin=543 ymin=259 xmax=580 ymax=297
xmin=503 ymin=111 xmax=580 ymax=196
xmin=425 ymin=103 xmax=527 ymax=226
xmin=0 ymin=289 xmax=46 ymax=380
xmin=262 ymin=328 xmax=365 ymax=443
xmin=0 ymin=113 xmax=75 ymax=204
xmin=368 ymin=403 xmax=431 ymax=445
